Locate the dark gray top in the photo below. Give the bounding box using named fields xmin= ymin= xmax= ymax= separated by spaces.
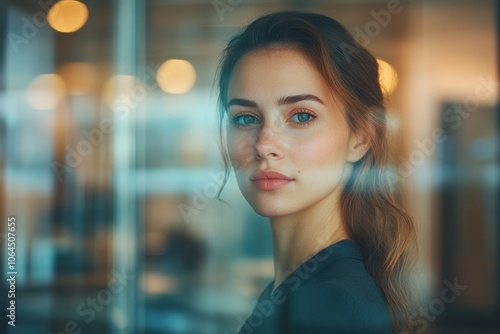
xmin=237 ymin=239 xmax=391 ymax=334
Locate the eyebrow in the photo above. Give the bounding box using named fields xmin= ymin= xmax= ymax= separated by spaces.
xmin=226 ymin=94 xmax=325 ymax=110
xmin=276 ymin=94 xmax=325 ymax=106
xmin=226 ymin=98 xmax=258 ymax=109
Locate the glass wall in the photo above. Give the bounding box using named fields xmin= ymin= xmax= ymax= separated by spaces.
xmin=0 ymin=0 xmax=498 ymax=333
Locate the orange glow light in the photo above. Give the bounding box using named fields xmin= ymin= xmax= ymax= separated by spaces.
xmin=157 ymin=59 xmax=196 ymax=94
xmin=48 ymin=0 xmax=89 ymax=33
xmin=377 ymin=59 xmax=398 ymax=95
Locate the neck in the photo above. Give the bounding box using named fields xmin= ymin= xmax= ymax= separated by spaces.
xmin=269 ymin=196 xmax=349 ymax=292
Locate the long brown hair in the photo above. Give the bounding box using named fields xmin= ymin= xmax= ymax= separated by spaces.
xmin=214 ymin=10 xmax=419 ymax=333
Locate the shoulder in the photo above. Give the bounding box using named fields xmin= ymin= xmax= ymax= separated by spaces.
xmin=284 ymin=259 xmax=392 ymax=333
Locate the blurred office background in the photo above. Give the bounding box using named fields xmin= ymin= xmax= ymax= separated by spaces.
xmin=0 ymin=0 xmax=498 ymax=333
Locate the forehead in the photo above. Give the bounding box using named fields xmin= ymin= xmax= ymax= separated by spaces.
xmin=227 ymin=47 xmax=333 ymax=101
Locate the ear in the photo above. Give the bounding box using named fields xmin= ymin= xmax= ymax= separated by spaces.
xmin=347 ymin=130 xmax=371 ymax=163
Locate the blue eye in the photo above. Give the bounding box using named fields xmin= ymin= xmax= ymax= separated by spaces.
xmin=230 ymin=114 xmax=259 ymax=127
xmin=292 ymin=112 xmax=315 ymax=124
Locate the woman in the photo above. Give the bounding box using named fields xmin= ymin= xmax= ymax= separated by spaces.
xmin=215 ymin=11 xmax=419 ymax=334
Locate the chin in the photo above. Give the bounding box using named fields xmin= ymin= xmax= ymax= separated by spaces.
xmin=252 ymin=206 xmax=284 ymax=218
xmin=244 ymin=195 xmax=292 ymax=218
xmin=237 ymin=181 xmax=299 ymax=217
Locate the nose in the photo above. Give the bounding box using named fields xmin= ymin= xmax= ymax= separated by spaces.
xmin=254 ymin=121 xmax=283 ymax=161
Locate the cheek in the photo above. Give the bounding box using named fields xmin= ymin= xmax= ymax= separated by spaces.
xmin=227 ymin=132 xmax=255 ymax=167
xmin=293 ymin=132 xmax=348 ymax=168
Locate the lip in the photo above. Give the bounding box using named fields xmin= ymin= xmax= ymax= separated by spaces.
xmin=250 ymin=170 xmax=293 ymax=191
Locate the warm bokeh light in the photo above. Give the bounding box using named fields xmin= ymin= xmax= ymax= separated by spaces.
xmin=377 ymin=59 xmax=398 ymax=95
xmin=156 ymin=59 xmax=196 ymax=94
xmin=47 ymin=0 xmax=89 ymax=33
xmin=58 ymin=62 xmax=97 ymax=94
xmin=26 ymin=74 xmax=66 ymax=110
xmin=102 ymin=75 xmax=143 ymax=107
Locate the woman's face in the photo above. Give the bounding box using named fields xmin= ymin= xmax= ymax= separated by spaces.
xmin=226 ymin=47 xmax=364 ymax=218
